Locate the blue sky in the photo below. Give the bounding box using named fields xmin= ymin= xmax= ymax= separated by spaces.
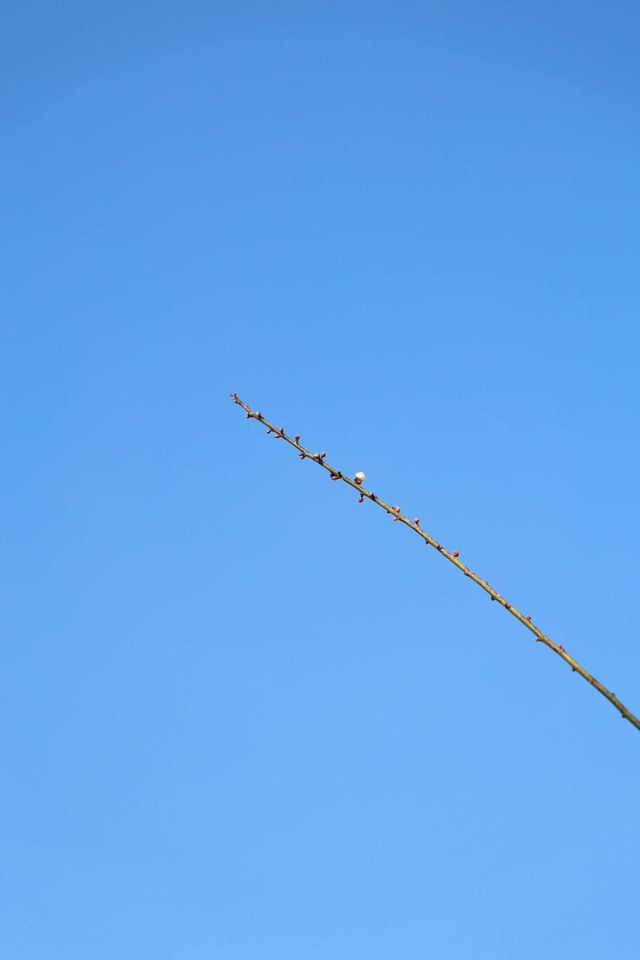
xmin=3 ymin=2 xmax=640 ymax=957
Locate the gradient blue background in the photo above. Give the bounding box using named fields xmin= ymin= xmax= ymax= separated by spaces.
xmin=3 ymin=2 xmax=639 ymax=957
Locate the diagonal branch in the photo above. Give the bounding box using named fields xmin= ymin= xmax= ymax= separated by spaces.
xmin=230 ymin=392 xmax=640 ymax=734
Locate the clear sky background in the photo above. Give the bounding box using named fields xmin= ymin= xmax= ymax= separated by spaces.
xmin=3 ymin=2 xmax=640 ymax=957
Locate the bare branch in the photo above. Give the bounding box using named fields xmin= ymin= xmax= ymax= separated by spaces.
xmin=230 ymin=392 xmax=640 ymax=734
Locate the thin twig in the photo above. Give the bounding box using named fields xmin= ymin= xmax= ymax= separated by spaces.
xmin=230 ymin=392 xmax=640 ymax=733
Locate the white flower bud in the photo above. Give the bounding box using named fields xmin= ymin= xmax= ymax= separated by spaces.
xmin=354 ymin=472 xmax=365 ymax=484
